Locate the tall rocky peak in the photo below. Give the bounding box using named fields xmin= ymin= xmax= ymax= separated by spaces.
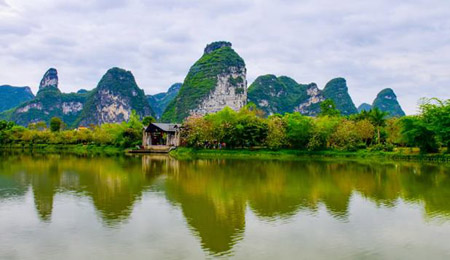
xmin=39 ymin=68 xmax=58 ymax=90
xmin=372 ymin=88 xmax=405 ymax=117
xmin=2 ymin=68 xmax=87 ymax=126
xmin=322 ymin=78 xmax=358 ymax=115
xmin=358 ymin=103 xmax=372 ymax=112
xmin=162 ymin=41 xmax=247 ymax=122
xmin=204 ymin=41 xmax=232 ymax=54
xmin=77 ymin=67 xmax=154 ymax=126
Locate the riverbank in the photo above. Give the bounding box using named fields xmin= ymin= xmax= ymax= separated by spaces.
xmin=1 ymin=144 xmax=449 ymax=162
xmin=0 ymin=144 xmax=125 ymax=155
xmin=170 ymin=147 xmax=450 ymax=162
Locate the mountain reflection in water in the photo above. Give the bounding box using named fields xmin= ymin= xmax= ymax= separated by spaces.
xmin=0 ymin=153 xmax=449 ymax=257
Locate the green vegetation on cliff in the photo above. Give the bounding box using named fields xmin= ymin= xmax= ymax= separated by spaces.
xmin=0 ymin=85 xmax=35 ymax=112
xmin=162 ymin=42 xmax=245 ymax=122
xmin=322 ymin=78 xmax=358 ymax=115
xmin=247 ymin=75 xmax=310 ymax=115
xmin=147 ymin=83 xmax=181 ymax=118
xmin=76 ymin=67 xmax=154 ymax=126
xmin=372 ymin=88 xmax=405 ymax=117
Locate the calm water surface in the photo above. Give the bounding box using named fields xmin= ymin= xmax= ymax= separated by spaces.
xmin=0 ymin=153 xmax=450 ymax=259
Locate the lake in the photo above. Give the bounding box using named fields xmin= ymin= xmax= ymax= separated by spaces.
xmin=0 ymin=153 xmax=450 ymax=259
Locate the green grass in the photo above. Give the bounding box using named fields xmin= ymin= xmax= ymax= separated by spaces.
xmin=170 ymin=147 xmax=450 ymax=162
xmin=0 ymin=144 xmax=125 ymax=155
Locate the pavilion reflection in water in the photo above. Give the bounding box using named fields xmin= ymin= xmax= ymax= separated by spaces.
xmin=0 ymin=154 xmax=450 ymax=256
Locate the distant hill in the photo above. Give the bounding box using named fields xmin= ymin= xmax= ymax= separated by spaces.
xmin=248 ymin=76 xmax=358 ymax=116
xmin=1 ymin=67 xmax=154 ymax=127
xmin=1 ymin=68 xmax=88 ymax=126
xmin=147 ymin=83 xmax=181 ymax=118
xmin=357 ymin=103 xmax=372 ymax=112
xmin=0 ymin=85 xmax=35 ymax=112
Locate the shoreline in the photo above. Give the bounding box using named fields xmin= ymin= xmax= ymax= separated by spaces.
xmin=0 ymin=144 xmax=125 ymax=155
xmin=1 ymin=144 xmax=449 ymax=162
xmin=169 ymin=147 xmax=450 ymax=162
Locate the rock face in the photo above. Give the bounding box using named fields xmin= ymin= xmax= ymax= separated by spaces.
xmin=248 ymin=75 xmax=316 ymax=115
xmin=358 ymin=103 xmax=372 ymax=112
xmin=39 ymin=68 xmax=58 ymax=90
xmin=77 ymin=67 xmax=154 ymax=126
xmin=0 ymin=85 xmax=35 ymax=112
xmin=2 ymin=68 xmax=89 ymax=126
xmin=147 ymin=83 xmax=181 ymax=118
xmin=294 ymin=83 xmax=325 ymax=116
xmin=162 ymin=41 xmax=247 ymax=122
xmin=321 ymin=78 xmax=358 ymax=115
xmin=249 ymin=76 xmax=357 ymax=116
xmin=372 ymin=88 xmax=405 ymax=117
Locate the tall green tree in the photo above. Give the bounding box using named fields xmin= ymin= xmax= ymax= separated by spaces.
xmin=142 ymin=116 xmax=156 ymax=126
xmin=50 ymin=117 xmax=63 ymax=132
xmin=283 ymin=112 xmax=313 ymax=148
xmin=420 ymin=98 xmax=450 ymax=151
xmin=401 ymin=116 xmax=438 ymax=153
xmin=369 ymin=108 xmax=388 ymax=144
xmin=319 ymin=99 xmax=340 ymax=117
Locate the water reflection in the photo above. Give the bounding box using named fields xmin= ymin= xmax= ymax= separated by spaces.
xmin=0 ymin=154 xmax=449 ymax=256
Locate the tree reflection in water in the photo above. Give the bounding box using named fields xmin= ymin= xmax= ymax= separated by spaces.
xmin=0 ymin=153 xmax=449 ymax=256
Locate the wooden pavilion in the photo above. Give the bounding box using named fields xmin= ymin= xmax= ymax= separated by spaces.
xmin=142 ymin=123 xmax=181 ymax=150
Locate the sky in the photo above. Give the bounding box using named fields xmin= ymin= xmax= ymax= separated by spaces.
xmin=1 ymin=0 xmax=449 ymax=114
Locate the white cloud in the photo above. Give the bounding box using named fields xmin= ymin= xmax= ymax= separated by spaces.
xmin=1 ymin=0 xmax=449 ymax=114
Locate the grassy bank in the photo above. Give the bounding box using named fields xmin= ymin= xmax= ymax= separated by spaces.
xmin=170 ymin=147 xmax=450 ymax=162
xmin=0 ymin=144 xmax=126 ymax=155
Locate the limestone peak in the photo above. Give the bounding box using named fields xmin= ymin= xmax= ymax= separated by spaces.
xmin=204 ymin=41 xmax=232 ymax=54
xmin=39 ymin=68 xmax=58 ymax=90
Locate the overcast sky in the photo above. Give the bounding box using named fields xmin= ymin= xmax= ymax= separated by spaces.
xmin=1 ymin=0 xmax=449 ymax=114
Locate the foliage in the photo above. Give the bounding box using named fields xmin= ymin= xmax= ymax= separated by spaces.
xmin=265 ymin=115 xmax=287 ymax=149
xmin=368 ymin=108 xmax=388 ymax=144
xmin=50 ymin=117 xmax=63 ymax=132
xmin=400 ymin=116 xmax=439 ymax=153
xmin=420 ymin=98 xmax=450 ymax=151
xmin=308 ymin=116 xmax=340 ymax=150
xmin=283 ymin=112 xmax=313 ymax=148
xmin=329 ymin=119 xmax=361 ymax=151
xmin=142 ymin=116 xmax=156 ymax=126
xmin=319 ymin=99 xmax=340 ymax=117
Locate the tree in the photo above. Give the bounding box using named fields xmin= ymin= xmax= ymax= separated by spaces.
xmin=330 ymin=119 xmax=360 ymax=151
xmin=283 ymin=112 xmax=313 ymax=148
xmin=385 ymin=118 xmax=403 ymax=145
xmin=355 ymin=119 xmax=375 ymax=145
xmin=308 ymin=116 xmax=340 ymax=150
xmin=265 ymin=115 xmax=287 ymax=149
xmin=319 ymin=99 xmax=340 ymax=117
xmin=142 ymin=116 xmax=156 ymax=126
xmin=420 ymin=98 xmax=450 ymax=151
xmin=369 ymin=108 xmax=388 ymax=144
xmin=181 ymin=115 xmax=213 ymax=147
xmin=401 ymin=116 xmax=438 ymax=153
xmin=50 ymin=117 xmax=63 ymax=132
